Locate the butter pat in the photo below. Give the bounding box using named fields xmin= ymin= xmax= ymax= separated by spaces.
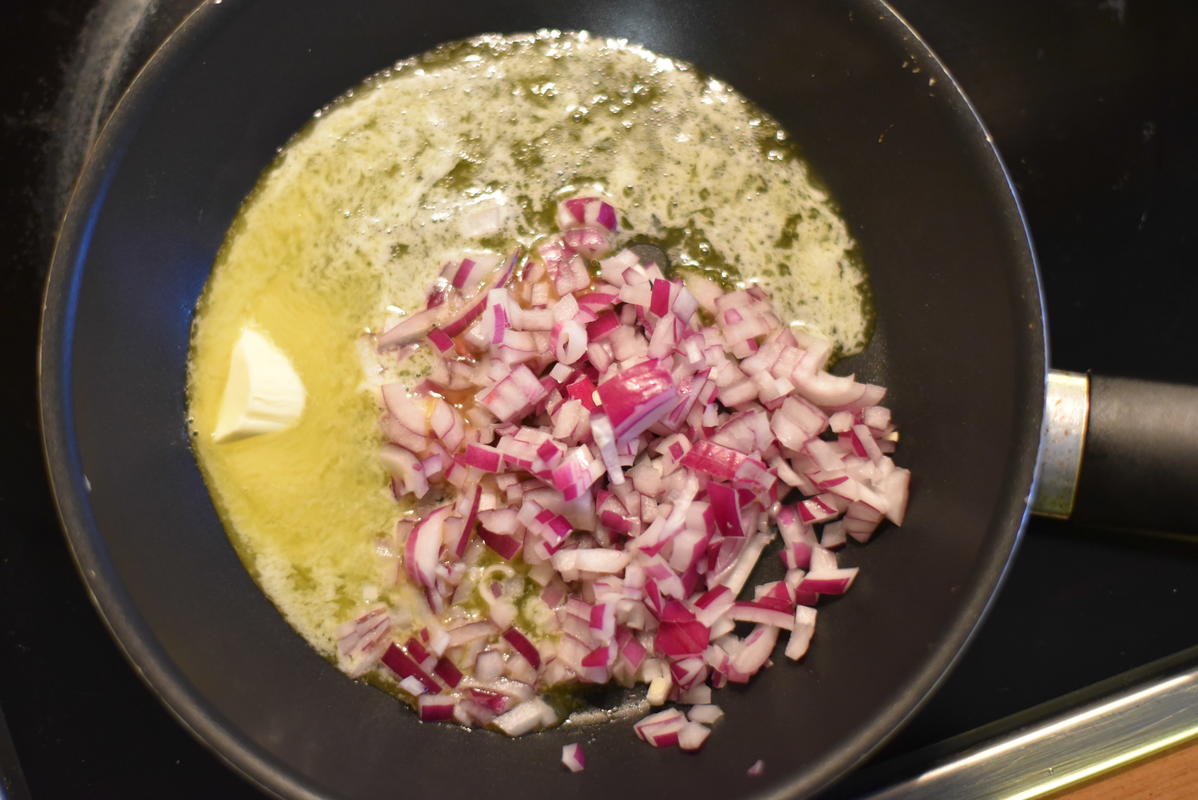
xmin=213 ymin=328 xmax=306 ymax=443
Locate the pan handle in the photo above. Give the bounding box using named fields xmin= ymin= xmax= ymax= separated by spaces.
xmin=1033 ymin=370 xmax=1198 ymax=533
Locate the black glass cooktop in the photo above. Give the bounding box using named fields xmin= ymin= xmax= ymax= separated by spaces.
xmin=3 ymin=1 xmax=1197 ymax=797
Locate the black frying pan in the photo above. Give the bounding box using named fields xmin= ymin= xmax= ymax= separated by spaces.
xmin=42 ymin=0 xmax=1177 ymax=797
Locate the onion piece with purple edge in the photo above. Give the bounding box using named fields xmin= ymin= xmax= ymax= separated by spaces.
xmin=596 ymin=360 xmax=678 ymax=444
xmin=441 ymin=248 xmax=523 ymax=338
xmin=634 ymin=708 xmax=688 ymax=747
xmin=730 ymin=601 xmax=795 ymax=630
xmin=493 ymin=697 xmax=558 ymax=736
xmin=380 ymin=644 xmax=440 ymax=693
xmin=377 ymin=307 xmax=440 ymax=350
xmin=705 ymin=482 xmax=743 ymax=537
xmin=561 ymin=743 xmax=587 ymax=773
xmin=380 ymin=444 xmax=429 ymax=499
xmin=799 ymin=567 xmax=859 ymax=595
xmin=502 ymin=627 xmax=542 ymax=669
xmin=418 ymin=694 xmax=457 ymax=722
xmin=403 ymin=505 xmax=452 ymax=588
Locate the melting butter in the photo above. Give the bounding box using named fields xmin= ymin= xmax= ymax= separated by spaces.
xmin=212 ymin=327 xmax=307 ymax=443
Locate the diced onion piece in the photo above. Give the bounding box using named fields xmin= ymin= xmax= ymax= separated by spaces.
xmin=398 ymin=676 xmax=428 ymax=696
xmin=800 ymin=567 xmax=859 ymax=596
xmin=730 ymin=602 xmax=795 ymax=630
xmin=687 ymin=704 xmax=724 ymax=725
xmin=678 ymin=722 xmax=712 ymax=751
xmin=552 ymin=548 xmax=630 ymax=574
xmin=404 ymin=505 xmax=452 ymax=589
xmin=502 ymin=627 xmax=543 ymax=669
xmin=785 ymin=606 xmax=818 ymax=661
xmin=596 ymin=360 xmax=678 ymax=444
xmin=429 ymin=326 xmax=458 ymax=355
xmin=462 ymin=443 xmax=504 ymax=472
xmin=493 ymin=698 xmax=557 ymax=736
xmin=381 ymin=644 xmax=440 ymax=693
xmin=716 ymin=534 xmax=772 ymax=597
xmin=561 ymin=743 xmax=587 ymax=773
xmin=418 ymin=694 xmax=457 ymax=722
xmin=634 ymin=708 xmax=687 ymax=747
xmin=380 ymin=445 xmax=429 ymax=499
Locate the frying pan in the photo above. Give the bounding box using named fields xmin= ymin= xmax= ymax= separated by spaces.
xmin=38 ymin=0 xmax=1197 ymax=797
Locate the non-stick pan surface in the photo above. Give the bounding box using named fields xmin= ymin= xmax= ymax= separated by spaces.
xmin=40 ymin=1 xmax=1045 ymax=797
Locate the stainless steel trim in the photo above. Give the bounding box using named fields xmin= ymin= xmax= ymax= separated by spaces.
xmin=1032 ymin=370 xmax=1090 ymax=519
xmin=860 ymin=661 xmax=1198 ymax=799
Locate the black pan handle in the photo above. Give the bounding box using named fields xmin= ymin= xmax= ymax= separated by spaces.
xmin=1033 ymin=371 xmax=1198 ymax=533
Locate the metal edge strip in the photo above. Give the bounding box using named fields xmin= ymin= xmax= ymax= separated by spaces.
xmin=859 ymin=657 xmax=1198 ymax=798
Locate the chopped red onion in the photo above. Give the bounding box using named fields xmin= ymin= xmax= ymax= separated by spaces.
xmin=418 ymin=694 xmax=457 ymax=722
xmin=381 ymin=644 xmax=440 ymax=693
xmin=687 ymin=704 xmax=724 ymax=725
xmin=557 ymin=197 xmax=619 ymax=233
xmin=551 ymin=548 xmax=630 ymax=574
xmin=678 ymin=441 xmax=748 ymax=483
xmin=561 ymin=743 xmax=587 ymax=773
xmin=380 ymin=445 xmax=429 ymax=499
xmin=502 ymin=628 xmax=542 ymax=669
xmin=799 ymin=567 xmax=859 ymax=595
xmin=462 ymin=443 xmax=504 ymax=473
xmin=361 ymin=198 xmax=910 ymax=753
xmin=798 ymin=495 xmax=840 ymax=524
xmin=730 ymin=602 xmax=796 ymax=630
xmin=335 ymin=604 xmax=392 ymax=677
xmin=404 ymin=505 xmax=452 ymax=589
xmin=443 ymin=250 xmax=521 ymax=339
xmin=477 ymin=527 xmax=522 ymax=560
xmin=785 ymin=606 xmax=818 ymax=661
xmin=427 ymin=326 xmax=455 ymax=354
xmin=654 ymin=620 xmax=711 ymax=657
xmin=596 ymin=360 xmax=678 ymax=443
xmin=634 ymin=708 xmax=688 ymax=747
xmin=779 ymin=541 xmax=815 ymax=571
xmin=563 ymin=226 xmax=615 ymax=258
xmin=493 ymin=698 xmax=557 ymax=736
xmin=473 ymin=650 xmax=505 ymax=682
xmin=378 ymin=308 xmax=441 ymax=350
xmin=705 ymin=482 xmax=744 ymax=538
xmin=716 ymin=533 xmax=772 ymax=597
xmin=678 ymin=721 xmax=712 ymax=751
xmin=553 ymin=319 xmax=589 ymax=365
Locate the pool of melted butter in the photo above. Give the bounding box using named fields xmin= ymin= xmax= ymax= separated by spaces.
xmin=188 ymin=31 xmax=871 ymax=662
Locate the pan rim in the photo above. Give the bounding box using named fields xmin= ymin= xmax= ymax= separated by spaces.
xmin=38 ymin=4 xmax=316 ymax=798
xmin=37 ymin=1 xmax=1048 ymax=798
xmin=806 ymin=2 xmax=1050 ymax=787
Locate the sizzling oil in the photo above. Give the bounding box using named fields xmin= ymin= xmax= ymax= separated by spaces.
xmin=187 ymin=31 xmax=871 ymax=660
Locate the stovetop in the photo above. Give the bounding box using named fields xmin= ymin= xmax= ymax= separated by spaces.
xmin=4 ymin=1 xmax=1198 ymax=797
